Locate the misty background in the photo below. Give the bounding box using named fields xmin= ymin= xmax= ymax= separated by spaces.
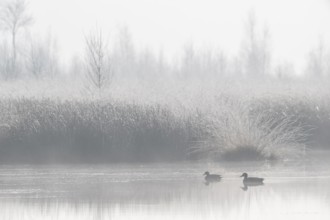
xmin=2 ymin=0 xmax=330 ymax=78
xmin=1 ymin=2 xmax=330 ymax=220
xmin=0 ymin=0 xmax=329 ymax=163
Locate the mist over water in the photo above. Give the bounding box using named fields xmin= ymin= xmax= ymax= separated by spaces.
xmin=0 ymin=0 xmax=330 ymax=219
xmin=1 ymin=155 xmax=330 ymax=220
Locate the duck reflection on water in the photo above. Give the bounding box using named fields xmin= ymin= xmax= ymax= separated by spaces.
xmin=241 ymin=181 xmax=264 ymax=191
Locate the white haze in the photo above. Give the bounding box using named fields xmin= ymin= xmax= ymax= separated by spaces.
xmin=26 ymin=0 xmax=330 ymax=72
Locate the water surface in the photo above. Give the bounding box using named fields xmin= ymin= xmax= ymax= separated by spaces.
xmin=0 ymin=153 xmax=329 ymax=220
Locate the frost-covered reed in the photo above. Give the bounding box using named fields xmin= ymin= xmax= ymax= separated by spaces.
xmin=0 ymin=78 xmax=328 ymax=163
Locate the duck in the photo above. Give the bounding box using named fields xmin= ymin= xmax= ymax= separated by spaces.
xmin=204 ymin=171 xmax=222 ymax=182
xmin=240 ymin=173 xmax=264 ymax=184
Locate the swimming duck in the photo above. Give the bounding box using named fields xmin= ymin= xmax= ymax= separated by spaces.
xmin=240 ymin=173 xmax=264 ymax=184
xmin=204 ymin=171 xmax=222 ymax=182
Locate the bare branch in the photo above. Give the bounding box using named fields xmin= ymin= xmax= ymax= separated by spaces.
xmin=84 ymin=28 xmax=113 ymax=93
xmin=0 ymin=0 xmax=33 ymax=77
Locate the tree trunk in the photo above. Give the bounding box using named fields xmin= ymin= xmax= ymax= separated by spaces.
xmin=12 ymin=30 xmax=17 ymax=77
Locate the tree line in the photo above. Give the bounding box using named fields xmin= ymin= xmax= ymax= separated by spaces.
xmin=0 ymin=0 xmax=329 ymax=90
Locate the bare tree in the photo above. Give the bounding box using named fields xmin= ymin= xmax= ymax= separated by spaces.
xmin=84 ymin=28 xmax=113 ymax=93
xmin=241 ymin=11 xmax=271 ymax=78
xmin=26 ymin=33 xmax=59 ymax=78
xmin=0 ymin=0 xmax=33 ymax=77
xmin=0 ymin=40 xmax=12 ymax=79
xmin=275 ymin=62 xmax=295 ymax=79
xmin=181 ymin=43 xmax=199 ymax=78
xmin=112 ymin=26 xmax=136 ymax=78
xmin=180 ymin=44 xmax=228 ymax=79
xmin=305 ymin=38 xmax=330 ymax=78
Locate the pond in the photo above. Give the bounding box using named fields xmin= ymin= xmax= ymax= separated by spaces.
xmin=0 ymin=152 xmax=329 ymax=220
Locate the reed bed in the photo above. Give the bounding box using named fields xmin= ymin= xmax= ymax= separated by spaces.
xmin=0 ymin=79 xmax=328 ymax=163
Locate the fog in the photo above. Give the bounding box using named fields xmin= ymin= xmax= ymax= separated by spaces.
xmin=0 ymin=0 xmax=329 ymax=219
xmin=7 ymin=0 xmax=330 ymax=71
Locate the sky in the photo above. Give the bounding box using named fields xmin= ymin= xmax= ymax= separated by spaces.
xmin=20 ymin=0 xmax=330 ymax=72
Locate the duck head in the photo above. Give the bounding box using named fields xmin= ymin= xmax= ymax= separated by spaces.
xmin=203 ymin=171 xmax=210 ymax=176
xmin=240 ymin=173 xmax=248 ymax=178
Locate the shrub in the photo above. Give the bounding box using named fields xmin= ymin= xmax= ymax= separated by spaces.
xmin=189 ymin=99 xmax=309 ymax=162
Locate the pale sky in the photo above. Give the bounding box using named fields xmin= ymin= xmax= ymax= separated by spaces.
xmin=24 ymin=0 xmax=330 ymax=71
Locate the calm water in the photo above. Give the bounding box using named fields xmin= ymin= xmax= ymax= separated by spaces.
xmin=0 ymin=153 xmax=330 ymax=220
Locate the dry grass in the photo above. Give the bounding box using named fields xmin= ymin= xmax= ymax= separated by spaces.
xmin=0 ymin=78 xmax=328 ymax=163
xmin=189 ymin=100 xmax=309 ymax=161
